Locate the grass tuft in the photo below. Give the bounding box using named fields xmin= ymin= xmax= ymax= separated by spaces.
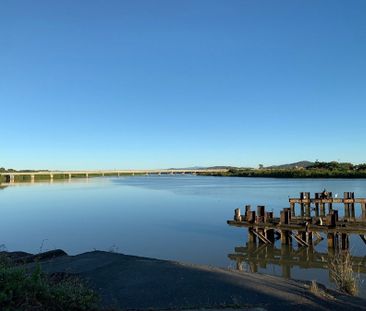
xmin=329 ymin=250 xmax=358 ymax=296
xmin=0 ymin=256 xmax=98 ymax=310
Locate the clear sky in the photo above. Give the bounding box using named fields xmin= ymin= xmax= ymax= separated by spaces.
xmin=1 ymin=0 xmax=365 ymax=170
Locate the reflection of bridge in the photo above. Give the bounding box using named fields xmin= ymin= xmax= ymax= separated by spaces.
xmin=228 ymin=243 xmax=366 ymax=278
xmin=0 ymin=169 xmax=228 ymax=183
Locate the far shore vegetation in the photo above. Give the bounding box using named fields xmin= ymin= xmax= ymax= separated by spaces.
xmin=199 ymin=161 xmax=366 ymax=179
xmin=2 ymin=161 xmax=366 ymax=181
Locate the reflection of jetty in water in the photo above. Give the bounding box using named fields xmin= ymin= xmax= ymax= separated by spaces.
xmin=228 ymin=191 xmax=366 ymax=250
xmin=228 ymin=243 xmax=366 ymax=279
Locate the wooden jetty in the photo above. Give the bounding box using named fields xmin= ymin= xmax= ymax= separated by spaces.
xmin=227 ymin=191 xmax=366 ymax=249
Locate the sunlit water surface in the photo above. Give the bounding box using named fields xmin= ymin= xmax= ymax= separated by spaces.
xmin=0 ymin=176 xmax=365 ymax=294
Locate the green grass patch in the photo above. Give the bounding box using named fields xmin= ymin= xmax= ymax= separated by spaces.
xmin=0 ymin=256 xmax=98 ymax=311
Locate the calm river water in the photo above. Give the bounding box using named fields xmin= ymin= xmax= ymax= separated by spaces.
xmin=0 ymin=175 xmax=365 ymax=294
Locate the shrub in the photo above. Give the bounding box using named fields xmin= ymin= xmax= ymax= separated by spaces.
xmin=0 ymin=258 xmax=98 ymax=311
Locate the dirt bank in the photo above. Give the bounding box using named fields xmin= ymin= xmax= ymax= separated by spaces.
xmin=4 ymin=250 xmax=365 ymax=310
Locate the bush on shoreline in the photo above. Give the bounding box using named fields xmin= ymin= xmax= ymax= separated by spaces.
xmin=0 ymin=255 xmax=98 ymax=311
xmin=200 ymin=161 xmax=366 ymax=178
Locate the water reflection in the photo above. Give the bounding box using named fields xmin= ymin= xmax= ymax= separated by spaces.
xmin=228 ymin=234 xmax=366 ymax=294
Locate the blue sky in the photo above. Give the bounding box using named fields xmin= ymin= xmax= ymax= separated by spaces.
xmin=1 ymin=0 xmax=365 ymax=169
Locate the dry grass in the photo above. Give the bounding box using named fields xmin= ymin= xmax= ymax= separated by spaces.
xmin=329 ymin=250 xmax=358 ymax=296
xmin=308 ymin=280 xmax=334 ymax=299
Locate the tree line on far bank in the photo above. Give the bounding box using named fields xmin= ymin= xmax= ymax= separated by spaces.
xmin=201 ymin=161 xmax=366 ymax=178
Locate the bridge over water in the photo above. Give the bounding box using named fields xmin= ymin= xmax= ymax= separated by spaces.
xmin=0 ymin=169 xmax=227 ymax=183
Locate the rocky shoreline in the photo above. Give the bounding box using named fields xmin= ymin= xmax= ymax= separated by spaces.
xmin=1 ymin=249 xmax=365 ymax=310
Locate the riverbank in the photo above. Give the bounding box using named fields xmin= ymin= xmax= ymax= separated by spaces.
xmin=2 ymin=249 xmax=365 ymax=310
xmin=199 ymin=168 xmax=366 ymax=178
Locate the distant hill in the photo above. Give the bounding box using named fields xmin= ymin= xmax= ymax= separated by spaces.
xmin=266 ymin=161 xmax=314 ymax=169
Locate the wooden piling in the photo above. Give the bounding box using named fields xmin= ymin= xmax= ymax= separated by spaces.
xmin=248 ymin=228 xmax=256 ymax=244
xmin=314 ymin=193 xmax=320 ymax=217
xmin=257 ymin=205 xmax=265 ymax=223
xmin=234 ymin=208 xmax=241 ymax=221
xmin=245 ymin=205 xmax=251 ymax=221
xmin=305 ymin=192 xmax=311 ymax=217
xmin=248 ymin=211 xmax=256 ymax=223
xmin=350 ymin=192 xmax=355 ymax=219
xmin=306 ymin=231 xmax=313 ymax=245
xmin=300 ymin=192 xmax=305 ymax=217
xmin=265 ymin=229 xmax=275 ymax=243
xmin=344 ymin=192 xmax=350 ymax=219
xmin=361 ymin=203 xmax=366 ymax=220
xmin=280 ymin=209 xmax=291 ymax=245
xmin=290 ymin=202 xmax=295 ymax=217
xmin=264 ymin=211 xmax=273 ymax=223
xmin=326 ymin=212 xmax=336 ymax=227
xmin=328 ymin=192 xmax=333 ymax=212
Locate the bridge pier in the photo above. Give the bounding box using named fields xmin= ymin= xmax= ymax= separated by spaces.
xmin=8 ymin=175 xmax=15 ymax=183
xmin=50 ymin=174 xmax=53 ymax=182
xmin=31 ymin=175 xmax=35 ymax=183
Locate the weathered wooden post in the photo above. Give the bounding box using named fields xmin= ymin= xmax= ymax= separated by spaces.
xmin=326 ymin=212 xmax=336 ymax=227
xmin=298 ymin=231 xmax=307 ymax=247
xmin=245 ymin=205 xmax=251 ymax=222
xmin=257 ymin=205 xmax=265 ymax=223
xmin=234 ymin=208 xmax=242 ymax=221
xmin=361 ymin=202 xmax=366 ymax=220
xmin=256 ymin=206 xmax=265 ymax=242
xmin=326 ymin=211 xmax=336 ymax=249
xmin=290 ymin=201 xmax=295 ymax=217
xmin=300 ymin=192 xmax=305 ymax=217
xmin=319 ymin=192 xmax=326 ymax=216
xmin=248 ymin=211 xmax=256 ymax=223
xmin=248 ymin=228 xmax=256 ymax=243
xmin=280 ymin=208 xmax=291 ymax=245
xmin=266 ymin=228 xmax=275 ymax=243
xmin=344 ymin=192 xmax=350 ymax=219
xmin=284 ymin=208 xmax=291 ymax=222
xmin=305 ymin=192 xmax=311 ymax=217
xmin=314 ymin=193 xmax=320 ymax=217
xmin=306 ymin=231 xmax=313 ymax=245
xmin=264 ymin=211 xmax=273 ymax=223
xmin=264 ymin=211 xmax=274 ymax=243
xmin=328 ymin=192 xmax=333 ymax=212
xmin=350 ymin=192 xmax=355 ymax=219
